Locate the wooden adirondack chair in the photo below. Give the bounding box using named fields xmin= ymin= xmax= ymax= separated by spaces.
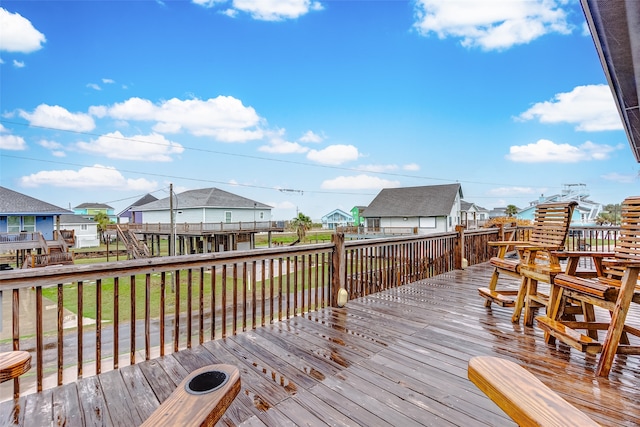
xmin=537 ymin=196 xmax=640 ymax=377
xmin=478 ymin=201 xmax=578 ymax=324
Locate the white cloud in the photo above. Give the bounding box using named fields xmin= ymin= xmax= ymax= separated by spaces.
xmin=38 ymin=139 xmax=63 ymax=150
xmin=196 ymin=0 xmax=323 ymax=21
xmin=487 ymin=186 xmax=538 ymax=196
xmin=506 ymin=139 xmax=620 ymax=163
xmin=403 ymin=163 xmax=420 ymax=171
xmin=19 ymin=104 xmax=95 ymax=132
xmin=299 ymin=130 xmax=323 ymax=143
xmin=87 ymin=83 xmax=101 ymax=91
xmin=0 ymin=133 xmax=26 ymax=150
xmin=76 ymin=131 xmax=184 ymax=161
xmin=518 ymin=84 xmax=622 ymax=131
xmin=357 ymin=164 xmax=398 ymax=173
xmin=268 ymin=200 xmax=297 ymax=210
xmin=321 ymin=174 xmax=400 ymax=190
xmin=20 ymin=164 xmax=158 ymax=191
xmin=102 ymin=78 xmax=115 ymax=84
xmin=601 ymin=172 xmax=637 ymax=184
xmin=103 ymin=96 xmax=263 ymax=142
xmin=0 ymin=8 xmax=46 ymax=53
xmin=307 ymin=144 xmax=359 ymax=165
xmin=259 ymin=139 xmax=308 ymax=154
xmin=413 ymin=0 xmax=571 ymax=51
xmin=12 ymin=59 xmax=25 ymax=68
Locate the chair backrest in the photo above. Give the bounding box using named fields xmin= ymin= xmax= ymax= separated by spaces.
xmin=605 ymin=196 xmax=640 ymax=280
xmin=528 ymin=201 xmax=578 ymax=248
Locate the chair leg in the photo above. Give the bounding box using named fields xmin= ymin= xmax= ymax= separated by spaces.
xmin=523 ymin=279 xmax=539 ymax=327
xmin=596 ymin=267 xmax=639 ymax=377
xmin=544 ymin=285 xmax=564 ymax=345
xmin=582 ymin=303 xmax=598 ymax=340
xmin=511 ymin=276 xmax=529 ymax=323
xmin=484 ymin=268 xmax=500 ymax=308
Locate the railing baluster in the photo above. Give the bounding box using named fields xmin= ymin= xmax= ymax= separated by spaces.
xmin=57 ymin=283 xmax=63 ymax=385
xmin=252 ymin=260 xmax=257 ymax=329
xmin=114 ymin=277 xmax=119 ymax=370
xmin=174 ymin=270 xmax=180 ymax=352
xmin=211 ymin=266 xmax=216 ymax=341
xmin=187 ymin=269 xmax=192 ymax=349
xmin=78 ymin=280 xmax=83 ymax=378
xmin=145 ymin=274 xmax=150 ymax=360
xmin=221 ymin=265 xmax=227 ymax=338
xmin=36 ymin=286 xmax=43 ymax=392
xmin=294 ymin=255 xmax=299 ymax=316
xmin=233 ymin=263 xmax=238 ymax=335
xmin=160 ymin=272 xmax=165 ymax=356
xmin=199 ymin=267 xmax=204 ymax=345
xmin=242 ymin=261 xmax=247 ymax=332
xmin=12 ymin=289 xmax=20 ymax=398
xmin=130 ymin=275 xmax=135 ymax=365
xmin=96 ymin=279 xmax=102 ymax=374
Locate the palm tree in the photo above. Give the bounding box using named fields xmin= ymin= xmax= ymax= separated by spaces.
xmin=93 ymin=212 xmax=111 ymax=244
xmin=505 ymin=205 xmax=518 ymax=217
xmin=290 ymin=213 xmax=312 ymax=245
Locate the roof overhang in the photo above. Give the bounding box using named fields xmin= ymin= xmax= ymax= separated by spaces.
xmin=581 ymin=0 xmax=640 ymax=162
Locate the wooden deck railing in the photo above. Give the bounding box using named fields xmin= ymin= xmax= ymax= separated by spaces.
xmin=0 ymin=224 xmax=615 ymax=399
xmin=110 ymin=220 xmax=286 ymax=234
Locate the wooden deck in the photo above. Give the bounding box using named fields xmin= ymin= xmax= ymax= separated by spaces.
xmin=2 ymin=262 xmax=640 ymax=426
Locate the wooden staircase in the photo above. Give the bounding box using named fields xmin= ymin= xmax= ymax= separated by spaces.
xmin=116 ymin=224 xmax=151 ymax=259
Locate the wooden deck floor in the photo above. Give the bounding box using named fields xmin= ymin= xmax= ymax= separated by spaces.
xmin=2 ymin=262 xmax=640 ymax=426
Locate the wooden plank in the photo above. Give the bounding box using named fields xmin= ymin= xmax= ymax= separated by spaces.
xmin=98 ymin=369 xmax=144 ymax=426
xmin=52 ymin=382 xmax=84 ymax=426
xmin=119 ymin=364 xmax=160 ymax=421
xmin=75 ymin=375 xmax=112 ymax=427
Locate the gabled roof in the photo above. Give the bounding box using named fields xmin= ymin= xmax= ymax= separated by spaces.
xmin=582 ymin=0 xmax=639 ymax=161
xmin=362 ymin=184 xmax=462 ymax=217
xmin=59 ymin=214 xmax=97 ymax=224
xmin=136 ymin=187 xmax=271 ymax=211
xmin=321 ymin=209 xmax=353 ymax=221
xmin=74 ymin=202 xmax=114 ymax=209
xmin=0 ymin=186 xmax=70 ymax=215
xmin=118 ymin=193 xmax=159 ymax=216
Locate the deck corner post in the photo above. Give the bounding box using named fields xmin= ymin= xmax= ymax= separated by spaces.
xmin=455 ymin=225 xmax=465 ymax=270
xmin=331 ymin=233 xmax=346 ymax=306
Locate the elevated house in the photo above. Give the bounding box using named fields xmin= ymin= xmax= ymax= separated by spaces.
xmin=321 ymin=209 xmax=354 ymax=230
xmin=517 ymin=184 xmax=602 ymax=226
xmin=0 ymin=186 xmax=73 ymax=267
xmin=361 ymin=183 xmax=463 ymax=235
xmin=117 ymin=193 xmax=158 ymax=224
xmin=460 ymin=200 xmax=489 ymax=229
xmin=74 ymin=202 xmax=116 ymax=223
xmin=135 ymin=187 xmax=275 ymax=252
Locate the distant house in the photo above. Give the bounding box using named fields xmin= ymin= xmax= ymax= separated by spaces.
xmin=0 ymin=186 xmax=70 ymax=241
xmin=362 ymin=184 xmax=463 ymax=234
xmin=118 ymin=193 xmax=158 ymax=224
xmin=74 ymin=202 xmax=116 ymax=222
xmin=460 ymin=201 xmax=489 ymax=229
xmin=517 ymin=184 xmax=602 ymax=226
xmin=350 ymin=206 xmax=366 ymax=227
xmin=59 ymin=214 xmax=100 ymax=248
xmin=136 ymin=187 xmax=273 ymax=251
xmin=488 ymin=207 xmax=509 ymax=218
xmin=321 ymin=209 xmax=354 ymax=230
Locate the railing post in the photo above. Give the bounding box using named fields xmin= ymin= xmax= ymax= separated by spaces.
xmin=454 ymin=225 xmax=465 ymax=270
xmin=331 ymin=233 xmax=345 ymax=306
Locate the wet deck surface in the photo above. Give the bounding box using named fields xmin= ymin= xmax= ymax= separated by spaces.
xmin=2 ymin=262 xmax=640 ymax=426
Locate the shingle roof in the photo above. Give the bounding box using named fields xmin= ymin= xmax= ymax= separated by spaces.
xmin=74 ymin=202 xmax=114 ymax=209
xmin=362 ymin=184 xmax=462 ymax=217
xmin=136 ymin=188 xmax=271 ymax=211
xmin=59 ymin=214 xmax=96 ymax=224
xmin=0 ymin=186 xmax=71 ymax=215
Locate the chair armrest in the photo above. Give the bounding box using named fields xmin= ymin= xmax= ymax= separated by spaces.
xmin=515 ymin=244 xmax=561 ymax=251
xmin=488 ymin=240 xmax=530 ymax=247
xmin=0 ymin=351 xmax=31 ymax=384
xmin=551 ymin=251 xmax=615 ymax=258
xmin=602 ymin=258 xmax=640 ymax=268
xmin=141 ymin=364 xmax=240 ymax=427
xmin=468 ymin=356 xmax=599 ymax=426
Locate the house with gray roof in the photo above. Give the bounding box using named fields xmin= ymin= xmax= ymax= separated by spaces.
xmin=0 ymin=186 xmax=70 ymax=241
xmin=74 ymin=202 xmax=116 ymax=222
xmin=59 ymin=214 xmax=100 ymax=248
xmin=460 ymin=200 xmax=489 ymax=229
xmin=117 ymin=193 xmax=159 ymax=224
xmin=362 ymin=184 xmax=463 ymax=234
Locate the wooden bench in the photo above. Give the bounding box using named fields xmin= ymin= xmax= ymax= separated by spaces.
xmin=536 ymin=196 xmax=640 ymax=377
xmin=141 ymin=364 xmax=240 ymax=427
xmin=468 ymin=356 xmax=599 ymax=426
xmin=478 ymin=201 xmax=578 ymax=325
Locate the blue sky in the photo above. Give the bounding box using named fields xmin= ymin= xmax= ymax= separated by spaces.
xmin=1 ymin=0 xmax=637 ymax=220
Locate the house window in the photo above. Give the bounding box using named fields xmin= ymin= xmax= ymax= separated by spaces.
xmin=225 ymin=211 xmax=232 ymax=223
xmin=7 ymin=216 xmax=20 ymax=232
xmin=81 ymin=225 xmax=88 ymax=230
xmin=22 ymin=216 xmax=35 ymax=232
xmin=260 ymin=212 xmax=264 ymax=220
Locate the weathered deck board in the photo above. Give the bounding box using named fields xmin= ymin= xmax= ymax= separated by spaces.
xmin=2 ymin=262 xmax=640 ymax=426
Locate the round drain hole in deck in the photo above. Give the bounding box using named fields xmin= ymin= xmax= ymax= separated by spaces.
xmin=185 ymin=370 xmax=229 ymax=395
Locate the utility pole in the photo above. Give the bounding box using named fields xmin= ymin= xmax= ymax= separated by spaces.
xmin=169 ymin=183 xmax=175 ymax=257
